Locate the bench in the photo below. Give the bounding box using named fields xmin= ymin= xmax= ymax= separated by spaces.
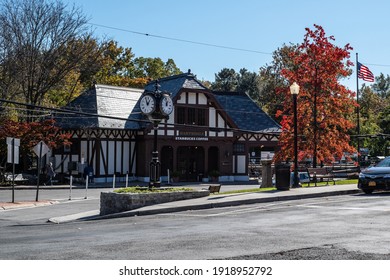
xmin=331 ymin=168 xmax=359 ymax=179
xmin=208 ymin=184 xmax=221 ymax=193
xmin=307 ymin=168 xmax=335 ymax=187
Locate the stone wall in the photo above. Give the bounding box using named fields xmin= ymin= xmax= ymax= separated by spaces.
xmin=100 ymin=189 xmax=210 ymax=215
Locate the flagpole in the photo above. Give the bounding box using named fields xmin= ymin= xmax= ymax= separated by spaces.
xmin=356 ymin=53 xmax=361 ymax=167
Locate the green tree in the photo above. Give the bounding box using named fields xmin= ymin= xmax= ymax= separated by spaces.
xmin=49 ymin=41 xmax=183 ymax=104
xmin=257 ymin=44 xmax=299 ymax=119
xmin=95 ymin=41 xmax=135 ymax=79
xmin=359 ymin=84 xmax=385 ymax=119
xmin=372 ymin=73 xmax=390 ymax=99
xmin=211 ymin=68 xmax=239 ymax=91
xmin=358 ymin=75 xmax=390 ymax=156
xmin=236 ymin=68 xmax=259 ymax=100
xmin=211 ymin=68 xmax=259 ymax=100
xmin=46 ymin=38 xmax=104 ymax=107
xmin=133 ymin=57 xmax=182 ymax=80
xmin=165 ymin=59 xmax=182 ymax=77
xmin=92 ymin=40 xmax=140 ymax=87
xmin=0 ymin=0 xmax=100 ymax=120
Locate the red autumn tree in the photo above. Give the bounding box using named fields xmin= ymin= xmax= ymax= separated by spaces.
xmin=275 ymin=25 xmax=357 ymax=167
xmin=0 ymin=119 xmax=72 ymax=170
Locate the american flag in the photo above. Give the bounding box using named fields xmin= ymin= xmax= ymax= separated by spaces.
xmin=357 ymin=62 xmax=374 ymax=82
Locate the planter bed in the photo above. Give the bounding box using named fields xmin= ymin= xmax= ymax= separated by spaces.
xmin=100 ymin=188 xmax=209 ymax=215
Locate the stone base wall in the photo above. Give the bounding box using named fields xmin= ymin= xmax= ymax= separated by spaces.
xmin=100 ymin=190 xmax=210 ymax=215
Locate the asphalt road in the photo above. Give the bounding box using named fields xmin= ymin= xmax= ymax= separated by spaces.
xmin=1 ymin=191 xmax=390 ymax=260
xmin=0 ymin=187 xmax=111 ymax=225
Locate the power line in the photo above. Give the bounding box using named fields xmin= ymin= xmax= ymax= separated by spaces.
xmin=90 ymin=23 xmax=273 ymax=55
xmin=363 ymin=63 xmax=390 ymax=68
xmin=89 ymin=22 xmax=390 ymax=81
xmin=90 ymin=23 xmax=390 ymax=69
xmin=0 ymin=98 xmax=148 ymax=124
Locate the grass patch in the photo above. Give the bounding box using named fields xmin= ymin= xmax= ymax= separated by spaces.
xmin=301 ymin=179 xmax=358 ymax=188
xmin=217 ymin=179 xmax=358 ymax=195
xmin=219 ymin=187 xmax=276 ymax=195
xmin=114 ymin=186 xmax=193 ymax=194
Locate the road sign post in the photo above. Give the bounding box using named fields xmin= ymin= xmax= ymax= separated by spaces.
xmin=7 ymin=137 xmax=20 ymax=203
xmin=33 ymin=141 xmax=50 ymax=202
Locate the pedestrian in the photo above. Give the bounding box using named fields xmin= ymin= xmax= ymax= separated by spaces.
xmin=45 ymin=162 xmax=56 ymax=186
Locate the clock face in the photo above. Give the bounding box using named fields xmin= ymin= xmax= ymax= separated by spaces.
xmin=140 ymin=94 xmax=156 ymax=114
xmin=160 ymin=95 xmax=173 ymax=116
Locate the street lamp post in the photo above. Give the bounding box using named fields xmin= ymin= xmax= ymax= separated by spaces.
xmin=149 ymin=121 xmax=161 ymax=188
xmin=290 ymin=82 xmax=300 ymax=188
xmin=139 ymin=80 xmax=173 ymax=189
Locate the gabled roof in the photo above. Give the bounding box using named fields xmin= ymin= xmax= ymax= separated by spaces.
xmin=55 ymin=84 xmax=143 ymax=130
xmin=55 ymin=73 xmax=280 ymax=134
xmin=133 ymin=71 xmax=209 ymax=129
xmin=144 ymin=71 xmax=208 ymax=99
xmin=144 ymin=72 xmax=280 ymax=134
xmin=213 ymin=91 xmax=281 ymax=133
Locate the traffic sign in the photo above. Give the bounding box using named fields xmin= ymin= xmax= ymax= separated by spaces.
xmin=6 ymin=137 xmax=20 ymax=146
xmin=7 ymin=137 xmax=20 ymax=164
xmin=33 ymin=141 xmax=50 ymax=158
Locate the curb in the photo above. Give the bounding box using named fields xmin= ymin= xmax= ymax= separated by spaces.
xmin=48 ymin=210 xmax=100 ymax=224
xmin=0 ymin=185 xmax=103 ymax=190
xmin=0 ymin=200 xmax=57 ymax=210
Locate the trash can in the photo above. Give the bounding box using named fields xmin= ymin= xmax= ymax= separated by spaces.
xmin=275 ymin=163 xmax=291 ymax=190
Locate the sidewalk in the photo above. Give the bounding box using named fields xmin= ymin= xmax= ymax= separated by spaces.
xmin=0 ymin=200 xmax=58 ymax=210
xmin=47 ymin=183 xmax=361 ymax=223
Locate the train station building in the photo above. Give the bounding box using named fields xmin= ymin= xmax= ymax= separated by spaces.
xmin=53 ymin=71 xmax=281 ymax=183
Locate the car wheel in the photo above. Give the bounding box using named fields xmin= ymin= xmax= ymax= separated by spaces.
xmin=362 ymin=188 xmax=374 ymax=194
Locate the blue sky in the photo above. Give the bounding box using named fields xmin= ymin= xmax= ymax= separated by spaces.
xmin=64 ymin=0 xmax=390 ymax=90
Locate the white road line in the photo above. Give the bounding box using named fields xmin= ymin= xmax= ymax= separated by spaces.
xmin=296 ymin=204 xmax=390 ymax=212
xmin=162 ymin=195 xmax=390 ymax=217
xmin=161 ymin=201 xmax=295 ymax=217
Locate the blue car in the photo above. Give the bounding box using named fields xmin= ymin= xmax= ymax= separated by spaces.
xmin=358 ymin=157 xmax=390 ymax=194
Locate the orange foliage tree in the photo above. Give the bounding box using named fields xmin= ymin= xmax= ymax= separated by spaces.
xmin=0 ymin=119 xmax=72 ymax=170
xmin=275 ymin=25 xmax=357 ymax=167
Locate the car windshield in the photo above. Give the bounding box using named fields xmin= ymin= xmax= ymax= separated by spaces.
xmin=376 ymin=157 xmax=390 ymax=167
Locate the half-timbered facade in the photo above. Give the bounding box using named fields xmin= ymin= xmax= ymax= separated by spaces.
xmin=53 ymin=85 xmax=143 ymax=182
xmin=53 ymin=72 xmax=280 ymax=183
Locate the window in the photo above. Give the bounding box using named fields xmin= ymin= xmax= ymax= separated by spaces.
xmin=188 ymin=108 xmax=196 ymax=124
xmin=177 ymin=107 xmax=186 ymax=124
xmin=59 ymin=140 xmax=79 ymax=154
xmin=233 ymin=143 xmax=245 ymax=154
xmin=176 ymin=107 xmax=207 ymax=126
xmin=198 ymin=109 xmax=206 ymax=126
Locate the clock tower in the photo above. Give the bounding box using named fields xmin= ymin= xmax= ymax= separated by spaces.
xmin=139 ymin=80 xmax=173 ymax=188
